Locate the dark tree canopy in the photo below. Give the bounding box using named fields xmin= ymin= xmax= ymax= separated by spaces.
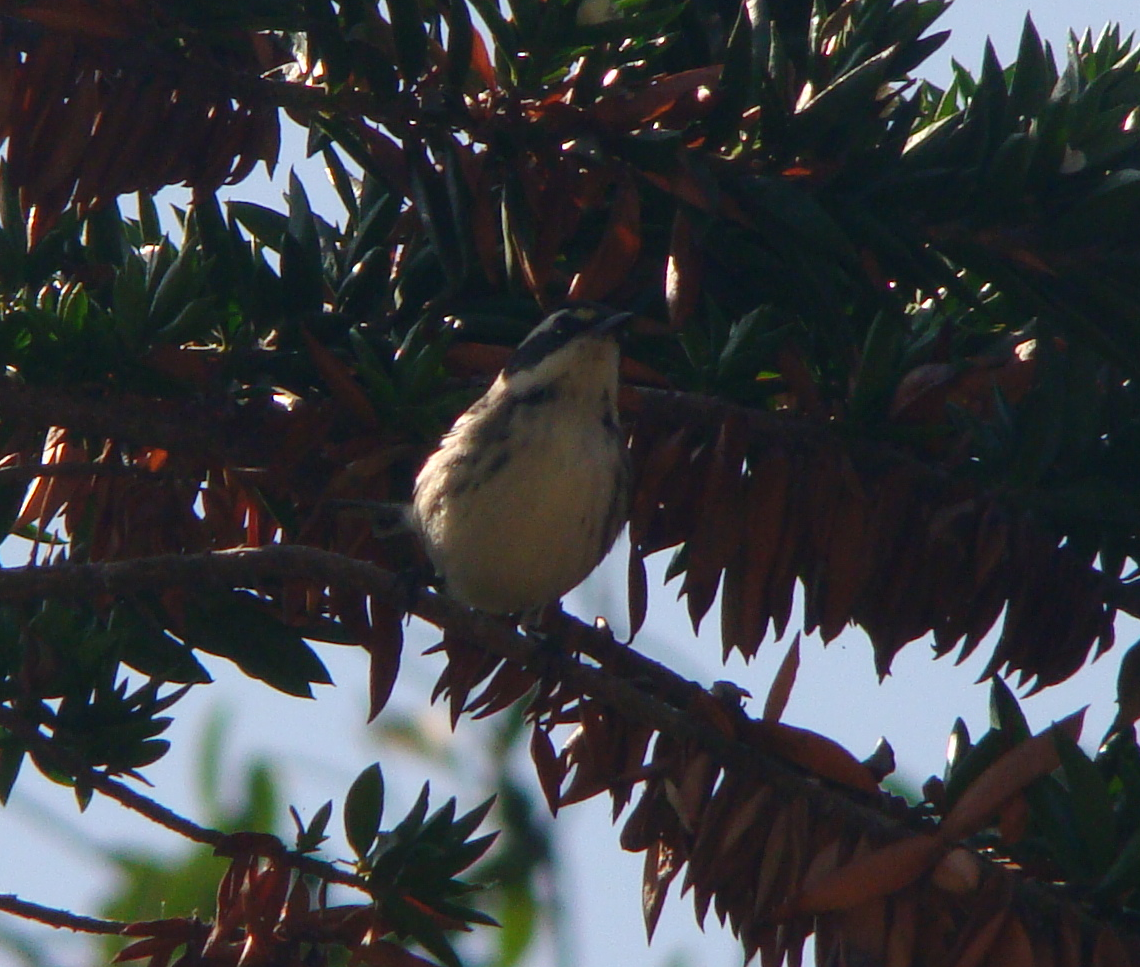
xmin=0 ymin=0 xmax=1138 ymax=964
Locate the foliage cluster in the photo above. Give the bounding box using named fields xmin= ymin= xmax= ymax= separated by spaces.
xmin=0 ymin=0 xmax=1139 ymax=964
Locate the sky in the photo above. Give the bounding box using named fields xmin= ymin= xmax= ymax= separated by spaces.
xmin=1 ymin=2 xmax=1138 ymax=966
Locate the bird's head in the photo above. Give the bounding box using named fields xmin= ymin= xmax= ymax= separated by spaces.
xmin=500 ymin=303 xmax=631 ymax=397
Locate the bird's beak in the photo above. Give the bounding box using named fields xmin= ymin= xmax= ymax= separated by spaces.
xmin=594 ymin=310 xmax=633 ymax=335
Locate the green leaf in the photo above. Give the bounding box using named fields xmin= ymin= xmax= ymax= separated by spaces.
xmin=112 ymin=254 xmax=150 ymax=344
xmin=989 ymin=677 xmax=1030 ymax=741
xmin=942 ymin=727 xmax=1008 ymax=811
xmin=322 ymin=145 xmax=360 ymax=224
xmin=305 ymin=0 xmax=351 ymax=87
xmin=1008 ymin=15 xmax=1051 ymax=120
xmin=109 ymin=602 xmax=212 ymax=684
xmin=344 ymin=762 xmax=386 ymax=860
xmin=1054 ymin=729 xmax=1117 ymax=875
xmin=153 ymin=297 xmax=219 ymax=345
xmin=137 ymin=191 xmax=163 ymax=246
xmin=386 ymin=897 xmax=462 ymax=967
xmin=793 ymin=46 xmax=897 ymax=147
xmin=229 ymin=201 xmax=289 ymax=252
xmin=1023 ymin=773 xmax=1089 ymax=879
xmin=281 ymin=171 xmax=326 ymax=316
xmin=408 ymin=146 xmax=465 ymax=288
xmin=181 ymin=590 xmax=332 ymax=698
xmin=0 ymin=731 xmax=24 ymax=805
xmin=1097 ymin=823 xmax=1140 ymax=900
xmin=86 ymin=202 xmax=128 ymax=267
xmin=298 ymin=799 xmax=334 ymax=852
xmin=446 ymin=0 xmax=474 ymax=88
xmin=338 ymin=246 xmax=392 ymax=317
xmin=388 ymin=0 xmax=428 ymax=82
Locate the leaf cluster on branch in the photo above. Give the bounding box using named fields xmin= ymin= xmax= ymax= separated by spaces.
xmin=0 ymin=0 xmax=1140 ymax=964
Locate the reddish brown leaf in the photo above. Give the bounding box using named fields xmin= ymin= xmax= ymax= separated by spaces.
xmin=775 ymin=343 xmax=826 ymax=418
xmin=367 ymin=601 xmax=404 ymax=721
xmin=628 ymin=426 xmax=688 ymax=550
xmin=627 ymin=543 xmax=649 ymax=640
xmin=940 ymin=708 xmax=1086 ymax=843
xmin=1093 ymin=927 xmax=1133 ymax=967
xmin=429 ymin=633 xmax=501 ymax=727
xmin=884 ymin=893 xmax=917 ymax=967
xmin=593 ymin=66 xmax=722 ymax=128
xmin=302 ymin=326 xmax=378 ymax=427
xmin=743 ymin=720 xmax=879 ymax=795
xmin=567 ymin=178 xmax=641 ymax=302
xmin=466 ymin=659 xmax=538 ymax=718
xmin=950 ymin=904 xmax=1011 ymax=967
xmin=639 ymin=167 xmax=751 ymax=226
xmin=643 ymin=838 xmax=683 ymax=940
xmin=530 ymin=159 xmax=584 ymax=291
xmin=818 ymin=460 xmax=869 ymax=643
xmin=455 ymin=148 xmax=500 ymax=285
xmin=681 ymin=414 xmax=747 ymax=634
xmin=467 ymin=28 xmax=496 ymax=90
xmin=112 ymin=937 xmax=179 ymax=963
xmin=530 ymin=725 xmax=563 ymax=815
xmin=780 ymin=834 xmax=940 ymax=918
xmin=353 ymin=121 xmax=410 ymax=193
xmin=72 ymin=78 xmax=149 ymax=214
xmin=763 ymin=632 xmax=800 ymax=722
xmin=765 ymin=460 xmax=803 ymax=642
xmin=24 ymin=67 xmax=98 ymax=204
xmin=721 ymin=449 xmax=791 ymax=660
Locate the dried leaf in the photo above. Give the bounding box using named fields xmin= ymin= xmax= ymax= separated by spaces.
xmin=302 ymin=326 xmax=378 ymax=427
xmin=940 ymin=708 xmax=1086 ymax=843
xmin=780 ymin=834 xmax=940 ymax=917
xmin=681 ymin=414 xmax=747 ymax=634
xmin=721 ymin=449 xmax=792 ymax=660
xmin=742 ymin=720 xmax=879 ymax=795
xmin=1093 ymin=926 xmax=1133 ymax=967
xmin=628 ymin=425 xmax=689 ymax=551
xmin=530 ymin=725 xmax=563 ymax=816
xmin=567 ymin=178 xmax=641 ymax=302
xmin=466 ymin=660 xmax=538 ymax=718
xmin=367 ymin=602 xmax=404 ymax=721
xmin=765 ymin=458 xmax=803 ymax=642
xmin=643 ymin=838 xmax=682 ymax=941
xmin=763 ymin=633 xmax=800 ymax=722
xmin=594 ymin=66 xmax=722 ymax=128
xmin=884 ymin=893 xmax=917 ymax=967
xmin=951 ymin=905 xmax=1011 ymax=967
xmin=628 ymin=543 xmax=649 ymax=640
xmin=818 ymin=462 xmax=869 ymax=643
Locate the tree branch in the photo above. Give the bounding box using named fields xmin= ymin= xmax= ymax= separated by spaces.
xmin=0 ymin=894 xmax=131 ymax=935
xmin=0 ymin=544 xmax=913 ymax=842
xmin=0 ymin=704 xmax=368 ymax=891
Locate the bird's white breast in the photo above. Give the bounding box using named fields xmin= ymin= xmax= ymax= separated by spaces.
xmin=413 ymin=338 xmax=626 ymax=614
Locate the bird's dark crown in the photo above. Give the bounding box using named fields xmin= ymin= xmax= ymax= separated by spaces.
xmin=504 ymin=302 xmax=628 ymax=376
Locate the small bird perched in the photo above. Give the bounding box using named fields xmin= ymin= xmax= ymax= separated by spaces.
xmin=411 ymin=303 xmax=632 ymax=616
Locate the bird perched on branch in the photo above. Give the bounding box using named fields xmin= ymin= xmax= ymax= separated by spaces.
xmin=411 ymin=303 xmax=632 ymax=617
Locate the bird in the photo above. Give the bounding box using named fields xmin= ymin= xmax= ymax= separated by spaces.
xmin=410 ymin=303 xmax=632 ymax=617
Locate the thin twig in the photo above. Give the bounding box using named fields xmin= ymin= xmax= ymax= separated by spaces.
xmin=0 ymin=705 xmax=367 ymax=890
xmin=0 ymin=894 xmax=131 ymax=935
xmin=0 ymin=707 xmax=222 ymax=847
